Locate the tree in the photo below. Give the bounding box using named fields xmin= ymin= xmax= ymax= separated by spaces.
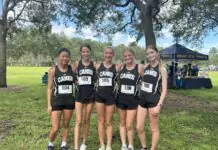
xmin=166 ymin=0 xmax=218 ymax=45
xmin=209 ymin=47 xmax=218 ymax=57
xmin=59 ymin=0 xmax=171 ymax=47
xmin=0 ymin=0 xmax=53 ymax=87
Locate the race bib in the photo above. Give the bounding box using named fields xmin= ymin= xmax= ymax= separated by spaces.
xmin=141 ymin=82 xmax=153 ymax=93
xmin=99 ymin=78 xmax=112 ymax=86
xmin=78 ymin=76 xmax=92 ymax=85
xmin=121 ymin=85 xmax=135 ymax=94
xmin=58 ymin=85 xmax=72 ymax=94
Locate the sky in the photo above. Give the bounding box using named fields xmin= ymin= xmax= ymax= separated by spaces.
xmin=51 ymin=23 xmax=218 ymax=55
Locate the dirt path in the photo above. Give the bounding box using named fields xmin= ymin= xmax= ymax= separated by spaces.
xmin=0 ymin=120 xmax=15 ymax=142
xmin=164 ymin=92 xmax=218 ymax=112
xmin=0 ymin=85 xmax=25 ymax=93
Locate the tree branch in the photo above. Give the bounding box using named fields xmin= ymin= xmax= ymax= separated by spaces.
xmin=117 ymin=6 xmax=136 ymax=32
xmin=134 ymin=0 xmax=145 ymax=11
xmin=8 ymin=1 xmax=30 ymax=27
xmin=107 ymin=0 xmax=133 ymax=7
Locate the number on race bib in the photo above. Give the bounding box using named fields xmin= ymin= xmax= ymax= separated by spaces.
xmin=58 ymin=85 xmax=72 ymax=94
xmin=99 ymin=78 xmax=112 ymax=86
xmin=121 ymin=85 xmax=135 ymax=94
xmin=78 ymin=76 xmax=92 ymax=85
xmin=141 ymin=82 xmax=153 ymax=93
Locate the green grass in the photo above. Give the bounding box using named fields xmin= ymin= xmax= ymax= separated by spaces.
xmin=0 ymin=67 xmax=218 ymax=150
xmin=171 ymin=72 xmax=218 ymax=103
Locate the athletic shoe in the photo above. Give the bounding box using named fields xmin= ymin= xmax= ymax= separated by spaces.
xmin=121 ymin=145 xmax=128 ymax=150
xmin=60 ymin=146 xmax=67 ymax=150
xmin=128 ymin=147 xmax=134 ymax=150
xmin=98 ymin=145 xmax=105 ymax=150
xmin=47 ymin=145 xmax=54 ymax=150
xmin=106 ymin=146 xmax=112 ymax=150
xmin=140 ymin=147 xmax=148 ymax=150
xmin=80 ymin=144 xmax=87 ymax=150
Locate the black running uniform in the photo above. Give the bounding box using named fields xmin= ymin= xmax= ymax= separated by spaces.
xmin=76 ymin=60 xmax=96 ymax=103
xmin=139 ymin=64 xmax=161 ymax=108
xmin=52 ymin=65 xmax=75 ymax=111
xmin=117 ymin=64 xmax=140 ymax=110
xmin=95 ymin=63 xmax=117 ymax=105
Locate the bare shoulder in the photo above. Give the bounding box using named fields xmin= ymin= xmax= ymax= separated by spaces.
xmin=48 ymin=67 xmax=55 ymax=75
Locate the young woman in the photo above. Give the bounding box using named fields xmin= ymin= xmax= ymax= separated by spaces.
xmin=73 ymin=44 xmax=96 ymax=150
xmin=117 ymin=48 xmax=144 ymax=150
xmin=95 ymin=46 xmax=120 ymax=150
xmin=136 ymin=45 xmax=168 ymax=150
xmin=47 ymin=48 xmax=75 ymax=150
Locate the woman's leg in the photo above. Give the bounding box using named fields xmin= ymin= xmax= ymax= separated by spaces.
xmin=126 ymin=109 xmax=137 ymax=147
xmin=96 ymin=102 xmax=106 ymax=146
xmin=62 ymin=109 xmax=73 ymax=144
xmin=148 ymin=107 xmax=160 ymax=150
xmin=118 ymin=108 xmax=127 ymax=146
xmin=82 ymin=102 xmax=94 ymax=144
xmin=74 ymin=102 xmax=83 ymax=149
xmin=105 ymin=104 xmax=115 ymax=147
xmin=136 ymin=105 xmax=148 ymax=148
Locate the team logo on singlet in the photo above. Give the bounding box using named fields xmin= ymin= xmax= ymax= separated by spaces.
xmin=57 ymin=76 xmax=73 ymax=83
xmin=79 ymin=69 xmax=93 ymax=75
xmin=99 ymin=71 xmax=113 ymax=78
xmin=144 ymin=69 xmax=157 ymax=77
xmin=120 ymin=73 xmax=135 ymax=80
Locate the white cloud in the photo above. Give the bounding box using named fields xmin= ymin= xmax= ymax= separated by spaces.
xmin=80 ymin=28 xmax=97 ymax=41
xmin=162 ymin=27 xmax=173 ymax=38
xmin=52 ymin=24 xmax=76 ymax=37
xmin=112 ymin=33 xmax=136 ymax=46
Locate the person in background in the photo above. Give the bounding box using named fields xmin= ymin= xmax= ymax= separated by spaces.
xmin=180 ymin=65 xmax=188 ymax=78
xmin=187 ymin=63 xmax=192 ymax=76
xmin=192 ymin=64 xmax=199 ymax=76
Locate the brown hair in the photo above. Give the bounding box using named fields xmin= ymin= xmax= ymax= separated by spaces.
xmin=122 ymin=47 xmax=135 ymax=57
xmin=146 ymin=45 xmax=158 ymax=52
xmin=80 ymin=44 xmax=92 ymax=52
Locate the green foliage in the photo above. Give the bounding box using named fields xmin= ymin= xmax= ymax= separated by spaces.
xmin=6 ymin=28 xmax=145 ymax=66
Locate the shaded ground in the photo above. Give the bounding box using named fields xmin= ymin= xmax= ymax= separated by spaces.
xmin=0 ymin=85 xmax=25 ymax=93
xmin=0 ymin=120 xmax=15 ymax=142
xmin=164 ymin=92 xmax=218 ymax=112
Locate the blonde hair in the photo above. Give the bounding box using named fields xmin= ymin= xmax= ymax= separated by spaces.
xmin=122 ymin=47 xmax=135 ymax=57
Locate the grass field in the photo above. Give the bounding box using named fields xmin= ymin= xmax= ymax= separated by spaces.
xmin=0 ymin=67 xmax=218 ymax=150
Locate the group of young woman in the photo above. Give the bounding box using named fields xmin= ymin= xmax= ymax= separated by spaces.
xmin=47 ymin=44 xmax=168 ymax=150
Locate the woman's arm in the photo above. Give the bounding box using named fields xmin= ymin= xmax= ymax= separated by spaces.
xmin=47 ymin=67 xmax=55 ymax=115
xmin=158 ymin=66 xmax=168 ymax=106
xmin=138 ymin=64 xmax=144 ymax=76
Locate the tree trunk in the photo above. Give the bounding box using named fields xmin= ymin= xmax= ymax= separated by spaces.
xmin=141 ymin=5 xmax=156 ymax=47
xmin=0 ymin=21 xmax=7 ymax=87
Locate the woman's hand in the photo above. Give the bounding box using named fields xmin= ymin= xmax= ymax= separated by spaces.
xmin=47 ymin=105 xmax=52 ymax=115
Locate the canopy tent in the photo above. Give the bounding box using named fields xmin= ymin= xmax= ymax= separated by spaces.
xmin=159 ymin=43 xmax=209 ymax=89
xmin=159 ymin=43 xmax=208 ymax=61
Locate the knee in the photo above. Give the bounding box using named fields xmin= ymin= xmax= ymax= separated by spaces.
xmin=98 ymin=117 xmax=105 ymax=124
xmin=119 ymin=120 xmax=126 ymax=127
xmin=106 ymin=120 xmax=113 ymax=127
xmin=51 ymin=125 xmax=60 ymax=133
xmin=126 ymin=124 xmax=133 ymax=131
xmin=75 ymin=119 xmax=82 ymax=127
xmin=63 ymin=122 xmax=70 ymax=129
xmin=150 ymin=125 xmax=159 ymax=133
xmin=136 ymin=125 xmax=144 ymax=134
